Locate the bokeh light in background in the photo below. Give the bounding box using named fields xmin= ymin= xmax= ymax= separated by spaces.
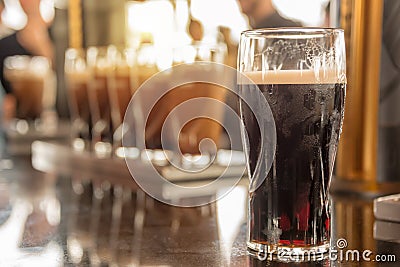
xmin=126 ymin=0 xmax=175 ymax=48
xmin=126 ymin=0 xmax=248 ymax=47
xmin=1 ymin=0 xmax=55 ymax=30
xmin=1 ymin=0 xmax=27 ymax=30
xmin=191 ymin=0 xmax=248 ymax=44
xmin=273 ymin=0 xmax=330 ymax=26
xmin=190 ymin=0 xmax=330 ymax=40
xmin=39 ymin=0 xmax=56 ymax=24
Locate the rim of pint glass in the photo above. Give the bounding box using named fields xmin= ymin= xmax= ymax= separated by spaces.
xmin=241 ymin=27 xmax=344 ymax=39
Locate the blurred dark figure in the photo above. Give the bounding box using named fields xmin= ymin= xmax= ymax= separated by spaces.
xmin=378 ymin=0 xmax=400 ymax=182
xmin=0 ymin=0 xmax=54 ymax=121
xmin=237 ymin=0 xmax=301 ymax=29
xmin=0 ymin=0 xmax=15 ymax=122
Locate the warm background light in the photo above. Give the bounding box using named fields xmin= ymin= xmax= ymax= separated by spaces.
xmin=1 ymin=0 xmax=329 ymax=45
xmin=1 ymin=0 xmax=55 ymax=31
xmin=273 ymin=0 xmax=330 ymax=26
xmin=125 ymin=0 xmax=329 ymax=49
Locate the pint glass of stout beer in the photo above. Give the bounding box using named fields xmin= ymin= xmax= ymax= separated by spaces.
xmin=238 ymin=28 xmax=346 ymax=259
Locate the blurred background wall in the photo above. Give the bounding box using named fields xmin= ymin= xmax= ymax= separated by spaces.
xmin=0 ymin=0 xmax=331 ymax=118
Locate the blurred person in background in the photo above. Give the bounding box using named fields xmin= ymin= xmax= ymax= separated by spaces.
xmin=238 ymin=0 xmax=301 ymax=29
xmin=0 ymin=0 xmax=54 ymax=122
xmin=0 ymin=0 xmax=14 ymax=122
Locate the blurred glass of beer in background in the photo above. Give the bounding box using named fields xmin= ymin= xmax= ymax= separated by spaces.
xmin=143 ymin=42 xmax=227 ymax=161
xmin=4 ymin=56 xmax=56 ymax=132
xmin=133 ymin=44 xmax=159 ymax=88
xmin=128 ymin=44 xmax=159 ymax=152
xmin=87 ymin=46 xmax=114 ymax=157
xmin=65 ymin=48 xmax=91 ymax=150
xmin=107 ymin=48 xmax=136 ymax=154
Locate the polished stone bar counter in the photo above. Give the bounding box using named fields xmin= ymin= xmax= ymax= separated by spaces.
xmin=0 ymin=151 xmax=399 ymax=266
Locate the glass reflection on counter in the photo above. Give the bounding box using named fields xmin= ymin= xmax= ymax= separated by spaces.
xmin=1 ymin=169 xmax=400 ymax=266
xmin=0 ymin=175 xmax=62 ymax=266
xmin=216 ymin=186 xmax=246 ymax=266
xmin=64 ymin=175 xmax=224 ymax=266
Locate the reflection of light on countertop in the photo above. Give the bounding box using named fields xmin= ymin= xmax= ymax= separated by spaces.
xmin=15 ymin=241 xmax=63 ymax=266
xmin=67 ymin=237 xmax=84 ymax=264
xmin=40 ymin=196 xmax=61 ymax=226
xmin=0 ymin=199 xmax=63 ymax=266
xmin=0 ymin=187 xmax=63 ymax=266
xmin=0 ymin=199 xmax=32 ymax=252
xmin=216 ymin=186 xmax=246 ymax=265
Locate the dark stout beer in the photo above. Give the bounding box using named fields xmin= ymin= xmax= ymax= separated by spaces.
xmin=240 ymin=71 xmax=345 ymax=250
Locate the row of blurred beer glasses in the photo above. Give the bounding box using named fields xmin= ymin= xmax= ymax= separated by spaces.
xmin=65 ymin=46 xmax=136 ymax=157
xmin=65 ymin=43 xmax=227 ymax=159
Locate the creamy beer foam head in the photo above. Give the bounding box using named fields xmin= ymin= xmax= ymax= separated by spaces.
xmin=65 ymin=70 xmax=90 ymax=82
xmin=239 ymin=69 xmax=343 ymax=85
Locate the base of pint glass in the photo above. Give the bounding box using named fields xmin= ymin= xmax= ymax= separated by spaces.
xmin=93 ymin=141 xmax=113 ymax=158
xmin=247 ymin=241 xmax=329 ymax=262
